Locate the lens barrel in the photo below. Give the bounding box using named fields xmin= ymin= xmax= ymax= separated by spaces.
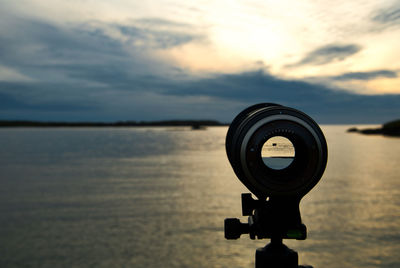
xmin=226 ymin=103 xmax=327 ymax=199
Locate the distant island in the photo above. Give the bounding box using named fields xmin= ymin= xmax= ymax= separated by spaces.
xmin=347 ymin=119 xmax=400 ymax=137
xmin=0 ymin=120 xmax=227 ymax=128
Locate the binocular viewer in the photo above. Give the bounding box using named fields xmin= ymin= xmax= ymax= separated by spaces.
xmin=224 ymin=103 xmax=328 ymax=267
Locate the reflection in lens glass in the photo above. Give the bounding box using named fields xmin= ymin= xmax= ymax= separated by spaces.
xmin=261 ymin=136 xmax=295 ymax=170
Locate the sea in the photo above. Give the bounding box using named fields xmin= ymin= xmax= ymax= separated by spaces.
xmin=0 ymin=126 xmax=399 ymax=268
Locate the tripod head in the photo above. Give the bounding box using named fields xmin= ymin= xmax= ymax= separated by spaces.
xmin=225 ymin=193 xmax=306 ymax=240
xmin=224 ymin=103 xmax=327 ymax=268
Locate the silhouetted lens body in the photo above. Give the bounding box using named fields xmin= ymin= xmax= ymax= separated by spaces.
xmin=226 ymin=103 xmax=328 ymax=199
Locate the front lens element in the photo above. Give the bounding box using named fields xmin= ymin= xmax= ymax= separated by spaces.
xmin=261 ymin=136 xmax=295 ymax=170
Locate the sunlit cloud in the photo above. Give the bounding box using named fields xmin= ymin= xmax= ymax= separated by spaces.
xmin=0 ymin=65 xmax=34 ymax=82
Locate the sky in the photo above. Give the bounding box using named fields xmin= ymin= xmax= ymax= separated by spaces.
xmin=0 ymin=0 xmax=399 ymax=123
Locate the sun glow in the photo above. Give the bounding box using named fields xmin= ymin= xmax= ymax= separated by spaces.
xmin=3 ymin=0 xmax=400 ymax=94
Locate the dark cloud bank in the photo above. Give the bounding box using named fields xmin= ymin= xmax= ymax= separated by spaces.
xmin=2 ymin=70 xmax=399 ymax=124
xmin=0 ymin=15 xmax=399 ymax=124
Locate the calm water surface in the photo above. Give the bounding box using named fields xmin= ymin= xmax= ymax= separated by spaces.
xmin=0 ymin=126 xmax=399 ymax=268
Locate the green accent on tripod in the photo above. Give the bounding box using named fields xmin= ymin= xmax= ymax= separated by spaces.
xmin=286 ymin=229 xmax=303 ymax=239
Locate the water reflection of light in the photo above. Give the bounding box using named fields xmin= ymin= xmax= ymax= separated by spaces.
xmin=295 ymin=125 xmax=400 ymax=268
xmin=0 ymin=126 xmax=399 ymax=267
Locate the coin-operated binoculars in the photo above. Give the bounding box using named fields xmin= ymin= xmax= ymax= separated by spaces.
xmin=224 ymin=103 xmax=328 ymax=268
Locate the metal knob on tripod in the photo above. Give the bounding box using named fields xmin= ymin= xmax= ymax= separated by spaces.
xmin=224 ymin=103 xmax=328 ymax=268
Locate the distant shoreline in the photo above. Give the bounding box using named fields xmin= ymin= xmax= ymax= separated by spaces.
xmin=0 ymin=120 xmax=228 ymax=128
xmin=347 ymin=119 xmax=400 ymax=137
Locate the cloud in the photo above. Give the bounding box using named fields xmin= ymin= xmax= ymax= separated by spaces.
xmin=0 ymin=65 xmax=34 ymax=82
xmin=1 ymin=68 xmax=400 ymax=123
xmin=164 ymin=69 xmax=395 ymax=101
xmin=0 ymin=14 xmax=200 ymax=82
xmin=96 ymin=18 xmax=203 ymax=50
xmin=332 ymin=70 xmax=398 ymax=81
xmin=0 ymin=14 xmax=399 ymax=124
xmin=287 ymin=44 xmax=361 ymax=67
xmin=0 ymin=91 xmax=28 ymax=110
xmin=0 ymin=82 xmax=94 ymax=114
xmin=152 ymin=70 xmax=400 ymax=123
xmin=114 ymin=24 xmax=197 ymax=49
xmin=0 ymin=14 xmax=206 ymax=121
xmin=372 ymin=7 xmax=400 ymax=27
xmin=166 ymin=70 xmax=328 ymax=103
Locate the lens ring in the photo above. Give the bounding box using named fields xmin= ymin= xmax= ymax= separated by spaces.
xmin=226 ymin=103 xmax=281 ymax=165
xmin=226 ymin=104 xmax=327 ymax=199
xmin=244 ymin=119 xmax=322 ymax=195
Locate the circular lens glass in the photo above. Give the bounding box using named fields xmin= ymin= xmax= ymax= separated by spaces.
xmin=261 ymin=136 xmax=295 ymax=170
